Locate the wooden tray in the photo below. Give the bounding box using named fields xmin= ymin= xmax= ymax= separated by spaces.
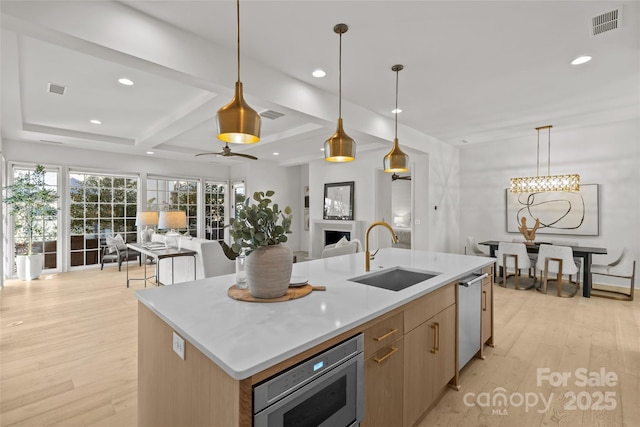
xmin=228 ymin=284 xmax=325 ymax=303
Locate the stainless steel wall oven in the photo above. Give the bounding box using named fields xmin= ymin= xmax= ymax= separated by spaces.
xmin=253 ymin=334 xmax=364 ymax=427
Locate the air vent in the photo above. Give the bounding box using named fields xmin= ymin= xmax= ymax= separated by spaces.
xmin=260 ymin=110 xmax=285 ymax=120
xmin=47 ymin=83 xmax=67 ymax=95
xmin=592 ymin=7 xmax=621 ymax=35
xmin=39 ymin=139 xmax=63 ymax=145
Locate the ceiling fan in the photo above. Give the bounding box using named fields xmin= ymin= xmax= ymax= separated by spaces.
xmin=195 ymin=142 xmax=258 ymax=160
xmin=391 ymin=173 xmax=411 ymax=181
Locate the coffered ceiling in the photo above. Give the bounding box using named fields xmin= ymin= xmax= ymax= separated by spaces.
xmin=1 ymin=1 xmax=638 ymax=166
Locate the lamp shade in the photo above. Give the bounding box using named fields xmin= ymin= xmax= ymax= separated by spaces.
xmin=158 ymin=211 xmax=187 ymax=230
xmin=324 ymin=118 xmax=356 ymax=162
xmin=383 ymin=138 xmax=409 ymax=172
xmin=135 ymin=211 xmax=158 ymax=227
xmin=216 ymin=82 xmax=261 ymax=144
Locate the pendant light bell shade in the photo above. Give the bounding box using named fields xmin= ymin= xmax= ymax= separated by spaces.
xmin=383 ymin=138 xmax=409 ymax=172
xmin=384 ymin=64 xmax=409 ymax=172
xmin=217 ymin=82 xmax=261 ymax=144
xmin=216 ymin=0 xmax=261 ymax=144
xmin=325 ymin=23 xmax=355 ymax=163
xmin=325 ymin=118 xmax=356 ymax=162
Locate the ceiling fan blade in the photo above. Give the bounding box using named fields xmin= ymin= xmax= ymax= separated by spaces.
xmin=195 ymin=152 xmax=223 ymax=157
xmin=230 ymin=152 xmax=258 ymax=160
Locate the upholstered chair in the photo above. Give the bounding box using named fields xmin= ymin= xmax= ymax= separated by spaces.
xmin=466 ymin=236 xmax=488 ymax=257
xmin=495 ymin=242 xmax=534 ymax=290
xmin=590 ymin=247 xmax=636 ymax=301
xmin=535 ymin=244 xmax=580 ymax=298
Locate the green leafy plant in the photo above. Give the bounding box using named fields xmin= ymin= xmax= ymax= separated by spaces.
xmin=229 ymin=190 xmax=292 ymax=255
xmin=3 ymin=165 xmax=58 ymax=255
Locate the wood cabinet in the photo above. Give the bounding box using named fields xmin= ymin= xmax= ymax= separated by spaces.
xmin=362 ymin=312 xmax=404 ymax=427
xmin=362 ymin=283 xmax=457 ymax=427
xmin=481 ymin=265 xmax=494 ymax=352
xmin=403 ymin=287 xmax=456 ymax=427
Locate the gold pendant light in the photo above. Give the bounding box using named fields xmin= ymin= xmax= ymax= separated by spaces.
xmin=216 ymin=0 xmax=261 ymax=144
xmin=383 ymin=64 xmax=409 ymax=172
xmin=325 ymin=23 xmax=355 ymax=162
xmin=510 ymin=125 xmax=580 ymax=193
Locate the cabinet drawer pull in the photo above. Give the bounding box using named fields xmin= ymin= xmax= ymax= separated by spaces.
xmin=373 ymin=346 xmax=398 ymax=363
xmin=431 ymin=322 xmax=440 ymax=354
xmin=373 ymin=328 xmax=398 ymax=342
xmin=482 ymin=290 xmax=487 ymax=311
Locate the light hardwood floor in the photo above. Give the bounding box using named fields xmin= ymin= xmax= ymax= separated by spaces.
xmin=1 ymin=267 xmax=638 ymax=427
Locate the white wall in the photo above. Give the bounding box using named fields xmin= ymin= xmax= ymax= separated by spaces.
xmin=308 ymin=146 xmax=459 ymax=254
xmin=460 ymin=118 xmax=640 ymax=280
xmin=242 ymin=161 xmax=303 ymax=252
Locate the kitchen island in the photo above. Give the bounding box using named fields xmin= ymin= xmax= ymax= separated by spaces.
xmin=136 ymin=248 xmax=495 ymax=427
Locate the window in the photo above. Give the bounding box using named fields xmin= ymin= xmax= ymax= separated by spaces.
xmin=11 ymin=165 xmax=59 ymax=270
xmin=232 ymin=180 xmax=246 ymax=219
xmin=147 ymin=177 xmax=198 ymax=236
xmin=69 ymin=172 xmax=137 ymax=267
xmin=204 ymin=181 xmax=227 ymax=241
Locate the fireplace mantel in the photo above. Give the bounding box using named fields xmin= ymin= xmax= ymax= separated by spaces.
xmin=310 ymin=220 xmax=366 ymax=258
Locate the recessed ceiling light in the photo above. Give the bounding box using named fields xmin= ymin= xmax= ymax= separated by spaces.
xmin=571 ymin=56 xmax=592 ymax=65
xmin=273 ymin=152 xmax=280 ymax=156
xmin=312 ymin=69 xmax=326 ymax=78
xmin=118 ymin=78 xmax=134 ymax=86
xmin=392 ymin=108 xmax=402 ymax=114
xmin=320 ymin=148 xmax=325 ymax=151
xmin=146 ymin=151 xmax=155 ymax=155
xmin=90 ymin=119 xmax=102 ymax=124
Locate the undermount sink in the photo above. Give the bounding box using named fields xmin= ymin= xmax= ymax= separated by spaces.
xmin=349 ymin=267 xmax=440 ymax=291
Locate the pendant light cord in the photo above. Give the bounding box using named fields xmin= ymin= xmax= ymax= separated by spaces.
xmin=394 ymin=69 xmax=399 ymax=139
xmin=338 ymin=31 xmax=342 ymax=119
xmin=547 ymin=126 xmax=551 ymax=176
xmin=536 ymin=127 xmax=540 ymax=177
xmin=236 ymin=0 xmax=241 ymax=83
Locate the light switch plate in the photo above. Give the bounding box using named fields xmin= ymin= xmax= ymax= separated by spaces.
xmin=173 ymin=331 xmax=185 ymax=360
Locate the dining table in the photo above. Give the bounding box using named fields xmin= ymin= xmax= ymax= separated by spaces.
xmin=479 ymin=240 xmax=607 ymax=298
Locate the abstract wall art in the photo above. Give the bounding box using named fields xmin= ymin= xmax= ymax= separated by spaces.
xmin=505 ymin=184 xmax=599 ymax=236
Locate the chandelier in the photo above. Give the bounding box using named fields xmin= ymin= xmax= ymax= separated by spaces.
xmin=510 ymin=125 xmax=580 ymax=193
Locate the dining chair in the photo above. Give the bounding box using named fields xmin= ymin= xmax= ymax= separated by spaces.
xmin=535 ymin=244 xmax=580 ymax=298
xmin=590 ymin=248 xmax=636 ymax=301
xmin=466 ymin=236 xmax=488 ymax=257
xmin=496 ymin=242 xmax=534 ymax=290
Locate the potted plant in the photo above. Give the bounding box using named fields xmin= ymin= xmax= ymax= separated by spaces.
xmin=230 ymin=190 xmax=293 ymax=298
xmin=3 ymin=164 xmax=58 ymax=281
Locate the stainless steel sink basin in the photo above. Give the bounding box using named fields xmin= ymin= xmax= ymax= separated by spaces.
xmin=349 ymin=267 xmax=440 ymax=291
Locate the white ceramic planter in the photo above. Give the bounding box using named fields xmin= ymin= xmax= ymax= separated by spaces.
xmin=246 ymin=244 xmax=293 ymax=299
xmin=16 ymin=254 xmax=44 ymax=281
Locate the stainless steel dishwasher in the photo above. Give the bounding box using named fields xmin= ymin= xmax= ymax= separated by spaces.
xmin=458 ymin=272 xmax=488 ymax=370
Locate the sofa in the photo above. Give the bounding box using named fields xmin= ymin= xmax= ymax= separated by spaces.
xmin=151 ymin=234 xmax=235 ymax=285
xmin=321 ymin=237 xmax=362 ymax=258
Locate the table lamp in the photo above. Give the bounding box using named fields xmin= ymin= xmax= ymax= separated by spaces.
xmin=158 ymin=211 xmax=187 ymax=248
xmin=136 ymin=211 xmax=159 ymax=244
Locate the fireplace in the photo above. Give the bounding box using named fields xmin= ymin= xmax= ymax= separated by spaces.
xmin=324 ymin=230 xmax=351 ymax=246
xmin=310 ymin=220 xmax=365 ymax=258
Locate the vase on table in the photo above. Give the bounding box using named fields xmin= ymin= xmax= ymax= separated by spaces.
xmin=246 ymin=244 xmax=293 ymax=298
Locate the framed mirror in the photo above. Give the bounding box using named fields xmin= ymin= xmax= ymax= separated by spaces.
xmin=323 ymin=181 xmax=354 ymax=220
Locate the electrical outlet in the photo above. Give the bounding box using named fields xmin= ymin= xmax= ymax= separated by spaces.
xmin=173 ymin=331 xmax=185 ymax=360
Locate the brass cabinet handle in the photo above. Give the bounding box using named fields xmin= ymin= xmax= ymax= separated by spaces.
xmin=482 ymin=290 xmax=487 ymax=311
xmin=373 ymin=346 xmax=398 ymax=363
xmin=373 ymin=328 xmax=398 ymax=342
xmin=431 ymin=322 xmax=440 ymax=354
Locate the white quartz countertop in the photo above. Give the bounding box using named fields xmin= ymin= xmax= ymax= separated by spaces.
xmin=135 ymin=248 xmax=494 ymax=380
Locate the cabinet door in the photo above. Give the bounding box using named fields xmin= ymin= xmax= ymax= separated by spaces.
xmin=481 ymin=281 xmax=493 ymax=346
xmin=362 ymin=338 xmax=404 ymax=427
xmin=403 ymin=304 xmax=456 ymax=427
xmin=403 ymin=320 xmax=433 ymax=427
xmin=431 ymin=304 xmax=456 ymax=396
